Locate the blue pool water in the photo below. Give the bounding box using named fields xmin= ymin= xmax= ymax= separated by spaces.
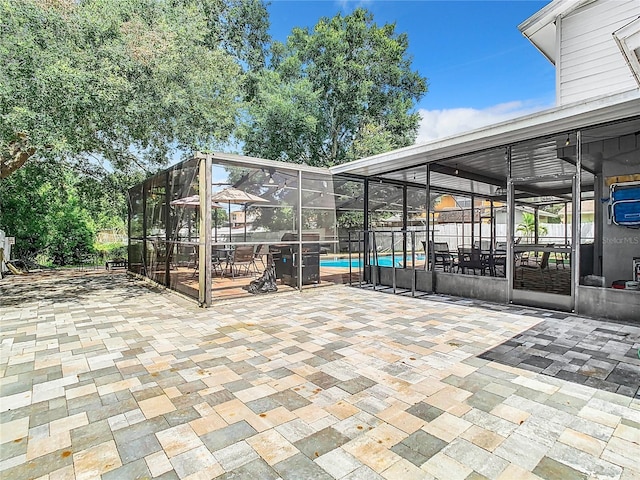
xmin=321 ymin=255 xmax=425 ymax=268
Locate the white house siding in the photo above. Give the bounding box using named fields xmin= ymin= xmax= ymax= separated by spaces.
xmin=559 ymin=0 xmax=640 ymax=105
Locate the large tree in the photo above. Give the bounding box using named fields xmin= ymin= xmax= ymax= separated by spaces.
xmin=0 ymin=160 xmax=95 ymax=264
xmin=0 ymin=0 xmax=269 ymax=178
xmin=242 ymin=8 xmax=427 ymax=167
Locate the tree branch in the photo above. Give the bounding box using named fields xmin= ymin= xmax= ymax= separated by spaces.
xmin=1 ymin=134 xmax=37 ymax=179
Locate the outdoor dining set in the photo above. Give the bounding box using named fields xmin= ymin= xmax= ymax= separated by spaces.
xmin=425 ymin=241 xmax=507 ymax=277
xmin=187 ymin=244 xmax=269 ymax=280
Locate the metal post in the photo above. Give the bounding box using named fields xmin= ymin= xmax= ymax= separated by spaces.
xmin=358 ymin=230 xmax=363 ymax=288
xmin=426 ymin=165 xmax=437 ymax=293
xmin=164 ymin=171 xmax=171 ymax=286
xmin=243 ymin=204 xmax=247 ymax=242
xmin=141 ymin=182 xmax=147 ymax=276
xmin=593 ymin=174 xmax=603 ymax=276
xmin=298 ymin=170 xmax=303 ymax=291
xmin=127 ymin=189 xmax=132 ymax=273
xmin=411 ymin=230 xmax=416 ymax=296
xmin=391 ymin=230 xmax=396 ymax=293
xmin=402 ymin=185 xmax=408 ymax=266
xmin=572 ymin=131 xmax=582 ymax=312
xmin=506 ymin=147 xmax=514 ymax=303
xmin=370 ymin=231 xmax=378 ymax=289
xmin=564 ymin=203 xmax=568 ymax=246
xmin=471 ymin=194 xmax=475 ymax=248
xmin=534 ymin=207 xmax=539 ymax=244
xmin=363 ymin=180 xmax=369 ymax=283
xmin=198 ymin=155 xmax=212 ymax=307
xmin=348 ymin=230 xmax=352 ymax=286
xmin=461 ymin=206 xmax=465 ymax=247
xmin=425 ymin=164 xmax=431 ymax=272
xmin=490 ymin=200 xmax=495 ymax=251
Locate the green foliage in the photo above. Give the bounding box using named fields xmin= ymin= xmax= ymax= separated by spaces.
xmin=1 ymin=0 xmax=270 ymax=177
xmin=76 ymin=167 xmax=146 ymax=231
xmin=240 ymin=71 xmax=321 ymax=164
xmin=347 ymin=124 xmax=398 ymax=162
xmin=541 ymin=204 xmax=563 ymax=224
xmin=242 ymin=8 xmax=427 ymax=167
xmin=94 ymin=242 xmax=127 ymax=261
xmin=223 ymin=166 xmax=296 ymax=232
xmin=213 ymin=208 xmax=229 ymax=226
xmin=516 ymin=212 xmax=548 ymax=241
xmin=0 ymin=160 xmax=96 ymax=265
xmin=337 ymin=211 xmax=364 ymax=230
xmin=0 ymin=0 xmax=272 ymax=263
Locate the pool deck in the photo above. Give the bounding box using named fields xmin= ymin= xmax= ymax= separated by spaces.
xmin=1 ymin=270 xmax=639 ymax=480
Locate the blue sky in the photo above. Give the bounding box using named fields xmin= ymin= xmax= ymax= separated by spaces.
xmin=267 ymin=0 xmax=557 ymax=141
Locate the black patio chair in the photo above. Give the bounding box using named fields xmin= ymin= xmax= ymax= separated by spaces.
xmin=516 ymin=249 xmax=551 ymax=290
xmin=422 ymin=241 xmax=455 ymax=271
xmin=457 ymin=246 xmax=488 ymax=275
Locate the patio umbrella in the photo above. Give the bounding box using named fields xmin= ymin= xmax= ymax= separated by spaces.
xmin=169 ymin=195 xmax=224 ymax=209
xmin=170 ymin=195 xmax=224 ymax=242
xmin=210 ymin=187 xmax=269 ymax=242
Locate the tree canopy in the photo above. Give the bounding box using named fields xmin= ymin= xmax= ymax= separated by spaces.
xmin=0 ymin=0 xmax=269 ymax=178
xmin=1 ymin=2 xmax=429 ymax=263
xmin=242 ymin=8 xmax=427 ymax=167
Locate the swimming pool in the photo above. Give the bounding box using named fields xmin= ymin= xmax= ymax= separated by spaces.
xmin=321 ymin=255 xmax=425 ymax=268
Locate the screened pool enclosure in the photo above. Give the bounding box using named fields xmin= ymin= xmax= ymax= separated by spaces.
xmin=129 ymin=107 xmax=640 ymax=322
xmin=127 ymin=153 xmax=365 ymax=305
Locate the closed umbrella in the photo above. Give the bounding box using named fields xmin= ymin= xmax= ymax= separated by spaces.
xmin=210 ymin=187 xmax=269 ymax=242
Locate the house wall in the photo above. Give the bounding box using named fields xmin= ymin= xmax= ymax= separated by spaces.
xmin=578 ymin=286 xmax=640 ymax=323
xmin=558 ymin=0 xmax=640 ymax=105
xmin=599 ymin=137 xmax=640 ymax=285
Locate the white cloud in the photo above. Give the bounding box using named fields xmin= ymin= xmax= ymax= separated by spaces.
xmin=416 ymin=101 xmax=551 ymax=143
xmin=335 ymin=0 xmax=372 ymax=11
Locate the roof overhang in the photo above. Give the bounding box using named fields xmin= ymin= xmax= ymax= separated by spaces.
xmin=518 ymin=0 xmax=595 ymax=65
xmin=195 ymin=151 xmax=330 ymax=176
xmin=613 ymin=16 xmax=640 ymax=88
xmin=330 ymin=90 xmax=640 ymax=178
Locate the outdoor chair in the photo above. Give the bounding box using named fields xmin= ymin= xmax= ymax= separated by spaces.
xmin=422 ymin=241 xmax=455 ymax=271
xmin=516 ymin=249 xmax=551 ymax=290
xmin=186 ymin=246 xmax=198 ymax=270
xmin=253 ymin=244 xmax=269 ymax=269
xmin=152 ymin=241 xmax=176 ymax=272
xmin=190 ymin=247 xmax=224 ymax=278
xmin=457 ymin=246 xmax=488 ymax=275
xmin=490 ymin=250 xmax=507 ymax=277
xmin=228 ymin=245 xmax=258 ymax=278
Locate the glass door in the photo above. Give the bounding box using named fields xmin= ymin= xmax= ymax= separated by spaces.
xmin=507 ymin=134 xmax=581 ymax=312
xmin=508 ymin=181 xmax=576 ymax=312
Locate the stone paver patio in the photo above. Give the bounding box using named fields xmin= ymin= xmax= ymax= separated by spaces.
xmin=1 ymin=270 xmax=639 ymax=480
